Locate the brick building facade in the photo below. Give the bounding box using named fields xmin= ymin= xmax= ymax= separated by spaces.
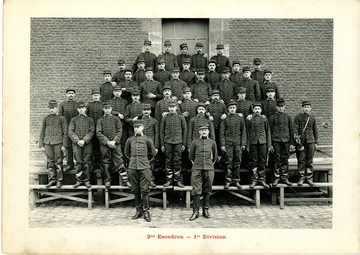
xmin=30 ymin=18 xmax=332 ymax=162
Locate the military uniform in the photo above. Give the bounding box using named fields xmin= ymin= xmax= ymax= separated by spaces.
xmin=100 ymin=71 xmax=115 ymax=104
xmin=246 ymin=103 xmax=272 ymax=187
xmin=205 ymin=70 xmax=222 ymax=89
xmin=230 ymin=61 xmax=243 ymax=86
xmin=118 ymin=78 xmax=139 ymax=103
xmin=261 ymin=80 xmax=280 ymax=101
xmin=139 ymin=72 xmax=162 ymax=114
xmin=177 ymin=43 xmax=191 ymax=72
xmin=133 ymin=68 xmax=147 ymax=87
xmin=251 ymin=58 xmax=264 ymax=85
xmin=132 ymin=40 xmax=157 ymax=73
xmin=268 ymin=98 xmax=293 ymax=185
xmin=261 ymin=98 xmax=277 ymax=119
xmin=293 ymin=101 xmax=319 ymax=185
xmin=190 ymin=79 xmax=212 ymax=103
xmin=112 ymin=59 xmax=126 ymax=85
xmin=180 ymin=95 xmax=198 ymax=125
xmin=160 ymin=101 xmax=187 ymax=186
xmin=220 ymin=101 xmax=247 ymax=187
xmin=210 ymin=44 xmax=230 ymax=73
xmin=39 ymin=100 xmax=68 ymax=188
xmin=58 ymin=90 xmax=78 ymax=170
xmin=124 ymin=92 xmax=144 ymax=137
xmin=164 ymin=74 xmax=188 ymax=101
xmin=125 ymin=120 xmax=156 ymax=222
xmin=179 ymin=58 xmax=195 ymax=86
xmin=68 ymin=101 xmax=95 ymax=187
xmin=239 ymin=69 xmax=261 ymax=102
xmin=191 ymin=43 xmax=208 ymax=70
xmin=187 ymin=113 xmax=215 ymax=148
xmin=188 ymin=126 xmax=218 ymax=221
xmin=96 ymin=102 xmax=129 ymax=187
xmin=235 ymin=98 xmax=253 ymax=118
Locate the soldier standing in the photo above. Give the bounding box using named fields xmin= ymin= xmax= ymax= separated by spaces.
xmin=210 ymin=44 xmax=230 ymax=73
xmin=251 ymin=58 xmax=264 ymax=85
xmin=158 ymin=40 xmax=178 ymax=71
xmin=205 ymin=60 xmax=221 ymax=89
xmin=153 ymin=58 xmax=171 ymax=87
xmin=214 ymin=67 xmax=237 ymax=105
xmin=179 ymin=58 xmax=195 ymax=86
xmin=133 ymin=58 xmax=147 ymax=86
xmin=133 ymin=40 xmax=157 ymax=72
xmin=240 ymin=67 xmax=261 ymax=102
xmin=177 ymin=43 xmax=191 ymax=71
xmin=139 ymin=67 xmax=162 ymax=117
xmin=230 ymin=60 xmax=243 ymax=86
xmin=261 ymin=87 xmax=277 ymax=119
xmin=118 ymin=68 xmax=139 ymax=103
xmin=261 ymin=69 xmax=281 ymax=101
xmin=164 ymin=68 xmax=188 ymax=102
xmin=112 ymin=59 xmax=126 ymax=85
xmin=124 ymin=90 xmax=144 ymax=137
xmin=191 ymin=42 xmax=208 ymax=71
xmin=100 ymin=70 xmax=116 ymax=104
xmin=191 ymin=69 xmax=212 ymax=104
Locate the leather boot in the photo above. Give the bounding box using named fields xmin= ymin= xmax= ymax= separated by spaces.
xmin=103 ymin=164 xmax=111 ymax=188
xmin=272 ymin=177 xmax=280 ymax=187
xmin=189 ymin=210 xmax=199 ymax=221
xmin=190 ymin=195 xmax=200 ymax=221
xmin=143 ymin=209 xmax=151 ymax=222
xmin=132 ymin=206 xmax=143 ymax=219
xmin=163 ymin=180 xmax=172 ymax=187
xmin=176 ymin=181 xmax=185 ymax=188
xmin=283 ymin=179 xmax=293 ymax=186
xmin=235 ymin=182 xmax=242 ymax=189
xmin=298 ymin=178 xmax=304 ymax=186
xmin=224 ymin=182 xmax=230 ymax=189
xmin=73 ymin=181 xmax=82 ymax=188
xmin=150 ymin=181 xmax=156 ymax=188
xmin=203 ymin=208 xmax=211 ymax=219
xmin=202 ymin=194 xmax=211 ymax=218
xmin=84 ymin=181 xmax=91 ymax=188
xmin=250 ymin=181 xmax=257 ymax=189
xmin=307 ymin=178 xmax=315 ymax=187
xmin=56 ymin=181 xmax=62 ymax=188
xmin=46 ymin=180 xmax=57 ymax=188
xmin=260 ymin=181 xmax=269 ymax=189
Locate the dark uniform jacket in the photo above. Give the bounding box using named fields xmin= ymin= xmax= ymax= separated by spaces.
xmin=210 ymin=54 xmax=230 ymax=73
xmin=141 ymin=116 xmax=159 ymax=149
xmin=110 ymin=97 xmax=128 ymax=125
xmin=86 ymin=101 xmax=103 ymax=126
xmin=189 ymin=137 xmax=218 ymax=170
xmin=190 ymin=81 xmax=212 ymax=103
xmin=214 ymin=79 xmax=237 ymax=105
xmin=133 ymin=52 xmax=157 ymax=72
xmin=125 ymin=134 xmax=156 ymax=170
xmin=133 ymin=69 xmax=147 ymax=86
xmin=293 ymin=113 xmax=319 ymax=144
xmin=180 ymin=70 xmax=195 ymax=86
xmin=236 ymin=99 xmax=253 ymax=118
xmin=207 ymin=100 xmax=227 ymax=130
xmin=246 ymin=114 xmax=271 ymax=147
xmin=220 ymin=113 xmax=247 ymax=147
xmin=160 ymin=113 xmax=187 ymax=146
xmin=153 ymin=69 xmax=171 ymax=86
xmin=59 ymin=100 xmax=78 ymax=123
xmin=261 ymin=98 xmax=277 ymax=119
xmin=260 ymin=81 xmax=280 ymax=101
xmin=187 ymin=115 xmax=215 ymax=147
xmin=239 ymin=78 xmax=261 ymax=102
xmin=191 ymin=53 xmax=208 ymax=70
xmin=164 ymin=79 xmax=188 ymax=101
xmin=230 ymin=72 xmax=243 ymax=86
xmin=205 ymin=71 xmax=221 ymax=89
xmin=154 ymin=98 xmax=181 ymax=122
xmin=99 ymin=82 xmax=114 ymax=103
xmin=177 ymin=54 xmax=191 ymax=71
xmin=124 ymin=101 xmax=144 ymax=127
xmin=39 ymin=114 xmax=68 ymax=147
xmin=112 ymin=70 xmax=125 ymax=85
xmin=96 ymin=114 xmax=123 ymax=145
xmin=158 ymin=52 xmax=178 ymax=71
xmin=251 ymin=70 xmax=264 ymax=85
xmin=269 ymin=112 xmax=293 ymax=143
xmin=139 ymin=79 xmax=162 ymax=107
xmin=119 ymin=80 xmax=139 ymax=102
xmin=68 ymin=114 xmax=95 ymax=144
xmin=180 ymin=99 xmax=198 ymax=124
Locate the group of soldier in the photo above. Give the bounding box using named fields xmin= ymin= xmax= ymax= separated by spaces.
xmin=38 ymin=39 xmax=319 ymax=222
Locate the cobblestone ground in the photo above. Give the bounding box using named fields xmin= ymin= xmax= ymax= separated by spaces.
xmin=29 ymin=192 xmax=332 ymax=229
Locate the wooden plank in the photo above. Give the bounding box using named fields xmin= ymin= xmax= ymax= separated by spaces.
xmin=276 ymin=183 xmax=332 ymax=188
xmin=105 ymin=189 xmax=109 ymax=209
xmin=280 ymin=187 xmax=285 ymax=209
xmin=226 ymin=190 xmax=255 ymax=204
xmin=162 ymin=190 xmax=167 ymax=210
xmin=109 ymin=197 xmax=134 ymax=204
xmin=88 ymin=189 xmax=92 ymax=209
xmin=284 ymin=197 xmax=332 ymax=202
xmin=255 ymin=190 xmax=260 ymax=208
xmin=29 ymin=189 xmax=36 ymax=209
xmin=186 ymin=191 xmax=190 ymax=208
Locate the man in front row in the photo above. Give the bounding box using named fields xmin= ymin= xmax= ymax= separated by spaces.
xmin=189 ymin=125 xmax=218 ymax=221
xmin=125 ymin=120 xmax=156 ymax=222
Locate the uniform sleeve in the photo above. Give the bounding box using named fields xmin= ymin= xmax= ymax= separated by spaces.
xmin=268 ymin=115 xmax=274 ymax=135
xmin=147 ymin=137 xmax=156 ymax=158
xmin=58 ymin=102 xmax=64 ymax=116
xmin=154 ymin=119 xmax=160 ymax=149
xmin=265 ymin=119 xmax=271 ymax=147
xmin=187 ymin=118 xmax=194 ymax=147
xmin=154 ymin=102 xmax=161 ymax=121
xmin=245 ymin=118 xmax=251 ymax=148
xmin=181 ymin=115 xmax=187 ymax=147
xmin=254 ymin=81 xmax=261 ymax=102
xmin=155 ymin=82 xmax=163 ymax=100
xmin=173 ymin=55 xmax=178 ymax=68
xmin=124 ymin=105 xmax=133 ymax=125
xmin=209 ymin=121 xmax=215 ymax=141
xmin=124 ymin=137 xmax=131 ymax=160
xmin=83 ymin=118 xmax=95 ymax=143
xmin=207 ymin=84 xmax=212 ymax=101
xmin=38 ymin=117 xmax=47 ymax=148
xmin=96 ymin=118 xmax=109 ymax=145
xmin=113 ymin=118 xmax=123 ymax=144
xmin=68 ymin=118 xmax=79 ymax=144
xmin=293 ymin=114 xmax=301 ymax=138
xmin=275 ymin=84 xmax=280 ymax=99
xmin=189 ymin=139 xmax=196 ymax=162
xmin=219 ymin=119 xmax=226 ymax=148
xmin=313 ymin=117 xmax=319 ymax=145
xmin=288 ymin=115 xmax=294 ymax=145
xmin=212 ymin=140 xmax=218 ymax=163
xmin=160 ymin=117 xmax=166 ymax=148
xmin=60 ymin=116 xmax=68 ymax=147
xmin=240 ymin=117 xmax=248 ymax=147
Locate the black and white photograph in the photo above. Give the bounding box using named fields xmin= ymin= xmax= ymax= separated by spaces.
xmin=3 ymin=0 xmax=360 ymax=254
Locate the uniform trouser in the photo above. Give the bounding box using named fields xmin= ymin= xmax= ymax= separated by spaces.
xmin=100 ymin=143 xmax=128 ymax=183
xmin=272 ymin=141 xmax=290 ymax=180
xmin=73 ymin=143 xmax=92 ymax=182
xmin=250 ymin=143 xmax=267 ymax=182
xmin=214 ymin=129 xmax=223 ymax=157
xmin=225 ymin=143 xmax=242 ymax=184
xmin=91 ymin=136 xmax=101 ymax=168
xmin=65 ymin=137 xmax=75 ymax=167
xmin=191 ymin=169 xmax=213 ymax=211
xmin=296 ymin=142 xmax=315 ymax=180
xmin=128 ymin=169 xmax=151 ymax=209
xmin=45 ymin=144 xmax=63 ymax=182
xmin=164 ymin=143 xmax=182 ymax=182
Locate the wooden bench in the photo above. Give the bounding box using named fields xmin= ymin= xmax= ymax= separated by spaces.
xmin=174 ymin=185 xmax=269 ymax=209
xmin=104 ymin=185 xmax=172 ymax=210
xmin=277 ymin=182 xmax=333 ymax=209
xmin=29 ymin=184 xmax=103 ymax=209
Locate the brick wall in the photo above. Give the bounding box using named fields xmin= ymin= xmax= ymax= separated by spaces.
xmin=30 ymin=18 xmax=333 ymax=161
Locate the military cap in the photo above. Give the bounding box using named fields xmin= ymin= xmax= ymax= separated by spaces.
xmin=263 ymin=69 xmax=272 ymax=74
xmin=211 ymin=89 xmax=220 ymax=95
xmin=183 ymin=87 xmax=191 ymax=93
xmin=131 ymin=89 xmax=140 ymax=95
xmin=253 ymin=58 xmax=262 ymax=65
xmin=216 ymin=44 xmax=224 ymax=49
xmin=276 ymin=98 xmax=285 ymax=106
xmin=232 ymin=60 xmax=241 ymax=66
xmin=208 ymin=59 xmax=217 ymax=64
xmin=180 ymin=43 xmax=188 ymax=49
xmin=133 ymin=120 xmax=144 ymax=127
xmin=48 ymin=100 xmax=58 ymax=108
xmin=91 ymin=88 xmax=101 ymax=94
xmin=136 ymin=58 xmax=145 ymax=64
xmin=117 ymin=59 xmax=126 ymax=65
xmin=302 ymin=100 xmax=311 ymax=107
xmin=227 ymin=100 xmax=237 ymax=108
xmin=145 ymin=67 xmax=154 ymax=72
xmin=162 ymin=85 xmax=172 ymax=91
xmin=253 ymin=102 xmax=262 ymax=108
xmin=182 ymin=58 xmax=191 ymax=64
xmin=66 ymin=88 xmax=76 ymax=93
xmin=195 ymin=42 xmax=203 ymax=48
xmin=171 ymin=68 xmax=180 ymax=72
xmin=221 ymin=67 xmax=231 ymax=73
xmin=142 ymin=104 xmax=151 ymax=110
xmin=266 ymin=87 xmax=275 ymax=92
xmin=102 ymin=101 xmax=111 ymax=108
xmin=124 ymin=68 xmax=132 ymax=74
xmin=157 ymin=58 xmax=165 ymax=64
xmin=167 ymin=100 xmax=177 ymax=107
xmin=237 ymin=87 xmax=247 ymax=94
xmin=77 ymin=101 xmax=86 ymax=108
xmin=164 ymin=40 xmax=172 ymax=46
xmin=196 ymin=102 xmax=207 ymax=110
xmin=103 ymin=70 xmax=112 ymax=75
xmin=196 ymin=69 xmax=205 ymax=75
xmin=113 ymin=85 xmax=122 ymax=91
xmin=144 ymin=40 xmax=152 ymax=45
xmin=242 ymin=67 xmax=251 ymax=72
xmin=199 ymin=124 xmax=210 ymax=130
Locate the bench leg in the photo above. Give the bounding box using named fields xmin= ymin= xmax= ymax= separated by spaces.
xmin=255 ymin=190 xmax=260 ymax=208
xmin=96 ymin=171 xmax=103 ymax=205
xmin=279 ymin=187 xmax=285 ymax=209
xmin=186 ymin=191 xmax=190 ymax=209
xmin=162 ymin=190 xmax=167 ymax=210
xmin=29 ymin=189 xmax=36 ymax=210
xmin=88 ymin=189 xmax=92 ymax=209
xmin=271 ymin=189 xmax=278 ymax=205
xmin=105 ymin=189 xmax=109 ymax=209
